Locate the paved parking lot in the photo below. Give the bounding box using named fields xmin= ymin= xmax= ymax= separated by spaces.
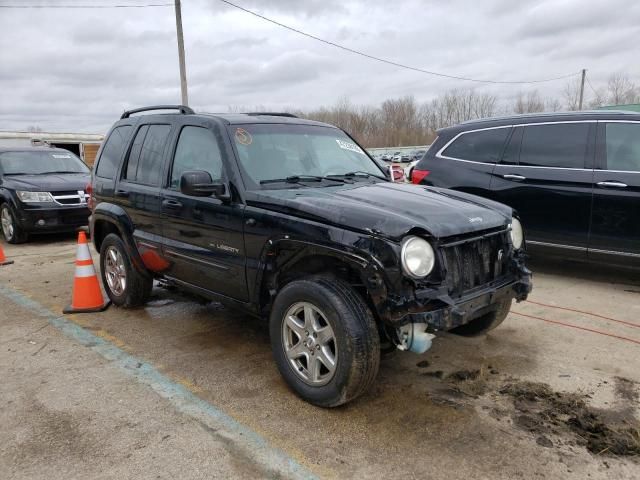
xmin=1 ymin=235 xmax=639 ymax=479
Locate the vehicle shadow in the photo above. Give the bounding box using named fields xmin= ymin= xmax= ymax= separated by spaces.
xmin=527 ymin=255 xmax=640 ymax=288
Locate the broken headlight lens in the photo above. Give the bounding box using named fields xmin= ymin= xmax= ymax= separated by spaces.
xmin=401 ymin=236 xmax=435 ymax=278
xmin=16 ymin=191 xmax=55 ymax=203
xmin=510 ymin=217 xmax=524 ymax=250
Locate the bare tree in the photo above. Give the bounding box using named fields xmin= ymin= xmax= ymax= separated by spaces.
xmin=544 ymin=97 xmax=563 ymax=112
xmin=26 ymin=125 xmax=42 ymax=133
xmin=563 ymin=78 xmax=583 ymax=111
xmin=606 ymin=73 xmax=638 ymax=105
xmin=513 ymin=90 xmax=545 ymax=114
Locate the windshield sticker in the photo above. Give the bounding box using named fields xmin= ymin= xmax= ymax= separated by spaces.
xmin=336 ymin=139 xmax=365 ymax=155
xmin=235 ymin=128 xmax=252 ymax=145
xmin=52 ymin=154 xmax=72 ymax=159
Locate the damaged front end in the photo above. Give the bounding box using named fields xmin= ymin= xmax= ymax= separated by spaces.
xmin=372 ymin=226 xmax=532 ymax=353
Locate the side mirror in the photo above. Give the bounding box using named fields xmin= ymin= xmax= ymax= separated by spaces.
xmin=180 ymin=170 xmax=229 ymax=200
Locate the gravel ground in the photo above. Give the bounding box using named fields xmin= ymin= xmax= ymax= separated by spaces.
xmin=1 ymin=234 xmax=639 ymax=479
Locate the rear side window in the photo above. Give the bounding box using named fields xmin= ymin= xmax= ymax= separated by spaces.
xmin=170 ymin=126 xmax=223 ymax=189
xmin=519 ymin=123 xmax=589 ymax=168
xmin=605 ymin=123 xmax=640 ymax=172
xmin=441 ymin=127 xmax=510 ymax=163
xmin=125 ymin=125 xmax=148 ymax=181
xmin=123 ymin=124 xmax=170 ymax=186
xmin=96 ymin=125 xmax=132 ymax=178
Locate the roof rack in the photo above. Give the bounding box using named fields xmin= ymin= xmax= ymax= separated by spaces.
xmin=245 ymin=112 xmax=298 ymax=118
xmin=121 ymin=105 xmax=195 ymax=119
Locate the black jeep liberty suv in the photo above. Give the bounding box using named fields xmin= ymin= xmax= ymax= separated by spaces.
xmin=90 ymin=105 xmax=531 ymax=407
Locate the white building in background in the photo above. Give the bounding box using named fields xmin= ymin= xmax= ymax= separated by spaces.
xmin=0 ymin=130 xmax=104 ymax=166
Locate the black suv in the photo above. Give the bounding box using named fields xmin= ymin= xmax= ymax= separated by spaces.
xmin=90 ymin=105 xmax=531 ymax=407
xmin=412 ymin=111 xmax=640 ymax=267
xmin=0 ymin=146 xmax=91 ymax=243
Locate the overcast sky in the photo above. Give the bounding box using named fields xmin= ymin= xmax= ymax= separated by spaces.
xmin=1 ymin=0 xmax=639 ymax=133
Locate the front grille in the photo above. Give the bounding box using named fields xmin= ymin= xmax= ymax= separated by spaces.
xmin=442 ymin=231 xmax=509 ymax=297
xmin=52 ymin=190 xmax=89 ymax=205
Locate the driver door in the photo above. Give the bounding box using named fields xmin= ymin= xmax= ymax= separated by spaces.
xmin=160 ymin=121 xmax=247 ymax=301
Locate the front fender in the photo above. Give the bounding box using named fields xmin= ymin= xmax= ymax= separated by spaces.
xmin=254 ymin=234 xmax=399 ymax=318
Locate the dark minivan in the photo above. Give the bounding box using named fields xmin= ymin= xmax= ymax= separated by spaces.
xmin=412 ymin=111 xmax=640 ymax=267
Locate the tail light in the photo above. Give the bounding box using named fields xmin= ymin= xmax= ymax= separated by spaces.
xmin=86 ymin=181 xmax=94 ymax=211
xmin=389 ymin=165 xmax=404 ymax=182
xmin=411 ymin=169 xmax=430 ymax=184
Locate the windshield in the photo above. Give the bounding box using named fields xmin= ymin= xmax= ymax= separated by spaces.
xmin=228 ymin=124 xmax=385 ymax=188
xmin=0 ymin=150 xmax=89 ymax=175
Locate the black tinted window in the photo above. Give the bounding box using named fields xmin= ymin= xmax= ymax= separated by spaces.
xmin=122 ymin=124 xmax=170 ymax=186
xmin=96 ymin=125 xmax=132 ymax=178
xmin=605 ymin=123 xmax=640 ymax=172
xmin=442 ymin=127 xmax=510 ymax=163
xmin=170 ymin=127 xmax=223 ymax=189
xmin=125 ymin=125 xmax=148 ymax=181
xmin=501 ymin=127 xmax=522 ymax=165
xmin=519 ymin=123 xmax=589 ymax=168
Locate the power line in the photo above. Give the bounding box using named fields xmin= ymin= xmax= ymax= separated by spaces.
xmin=217 ymin=0 xmax=581 ymax=85
xmin=585 ymin=74 xmax=600 ymax=97
xmin=0 ymin=2 xmax=172 ymax=8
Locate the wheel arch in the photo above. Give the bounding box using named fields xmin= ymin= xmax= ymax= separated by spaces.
xmin=91 ymin=203 xmax=150 ymax=277
xmin=256 ymin=238 xmax=388 ymax=320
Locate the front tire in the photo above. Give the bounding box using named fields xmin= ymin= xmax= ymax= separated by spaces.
xmin=450 ymin=299 xmax=512 ymax=336
xmin=269 ymin=277 xmax=380 ymax=407
xmin=1 ymin=204 xmax=28 ymax=244
xmin=99 ymin=233 xmax=152 ymax=307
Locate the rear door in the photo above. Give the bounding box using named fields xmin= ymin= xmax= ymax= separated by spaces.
xmin=160 ymin=120 xmax=248 ymax=301
xmin=489 ymin=121 xmax=595 ymax=251
xmin=113 ymin=123 xmax=171 ymax=253
xmin=589 ymin=121 xmax=640 ymax=265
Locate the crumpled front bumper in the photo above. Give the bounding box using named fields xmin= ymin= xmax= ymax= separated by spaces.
xmin=408 ymin=273 xmax=532 ymax=331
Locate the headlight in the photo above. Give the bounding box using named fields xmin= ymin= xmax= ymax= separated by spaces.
xmin=16 ymin=191 xmax=55 ymax=203
xmin=401 ymin=236 xmax=435 ymax=278
xmin=510 ymin=217 xmax=524 ymax=250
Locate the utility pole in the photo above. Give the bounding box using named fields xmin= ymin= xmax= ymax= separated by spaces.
xmin=578 ymin=68 xmax=586 ymax=110
xmin=174 ymin=0 xmax=189 ymax=106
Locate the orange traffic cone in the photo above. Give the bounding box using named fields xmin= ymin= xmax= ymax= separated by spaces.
xmin=0 ymin=244 xmax=13 ymax=266
xmin=63 ymin=231 xmax=110 ymax=313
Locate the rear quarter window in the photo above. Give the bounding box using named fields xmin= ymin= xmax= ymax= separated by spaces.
xmin=96 ymin=125 xmax=133 ymax=178
xmin=441 ymin=127 xmax=510 ymax=163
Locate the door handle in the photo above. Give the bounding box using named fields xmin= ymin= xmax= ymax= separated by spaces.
xmin=596 ymin=181 xmax=628 ymax=188
xmin=502 ymin=174 xmax=526 ymax=181
xmin=162 ymin=199 xmax=183 ymax=209
xmin=115 ymin=189 xmax=129 ymax=198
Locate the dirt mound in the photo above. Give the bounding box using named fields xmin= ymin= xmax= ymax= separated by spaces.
xmin=500 ymin=381 xmax=640 ymax=457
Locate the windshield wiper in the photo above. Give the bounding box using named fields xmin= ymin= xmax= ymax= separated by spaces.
xmin=329 ymin=171 xmax=387 ymax=181
xmin=37 ymin=171 xmax=84 ymax=175
xmin=260 ymin=175 xmax=347 ymax=185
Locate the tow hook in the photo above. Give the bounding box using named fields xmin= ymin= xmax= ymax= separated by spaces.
xmin=396 ymin=323 xmax=435 ymax=354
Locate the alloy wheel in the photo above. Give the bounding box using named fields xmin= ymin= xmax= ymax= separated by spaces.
xmin=1 ymin=207 xmax=14 ymax=240
xmin=282 ymin=302 xmax=338 ymax=386
xmin=104 ymin=246 xmax=127 ymax=296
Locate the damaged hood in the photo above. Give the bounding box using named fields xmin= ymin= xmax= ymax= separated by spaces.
xmin=249 ymin=181 xmax=512 ymax=240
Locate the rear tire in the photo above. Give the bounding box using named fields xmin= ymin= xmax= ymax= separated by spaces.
xmin=450 ymin=299 xmax=512 ymax=337
xmin=99 ymin=233 xmax=152 ymax=307
xmin=1 ymin=204 xmax=28 ymax=244
xmin=269 ymin=277 xmax=380 ymax=407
